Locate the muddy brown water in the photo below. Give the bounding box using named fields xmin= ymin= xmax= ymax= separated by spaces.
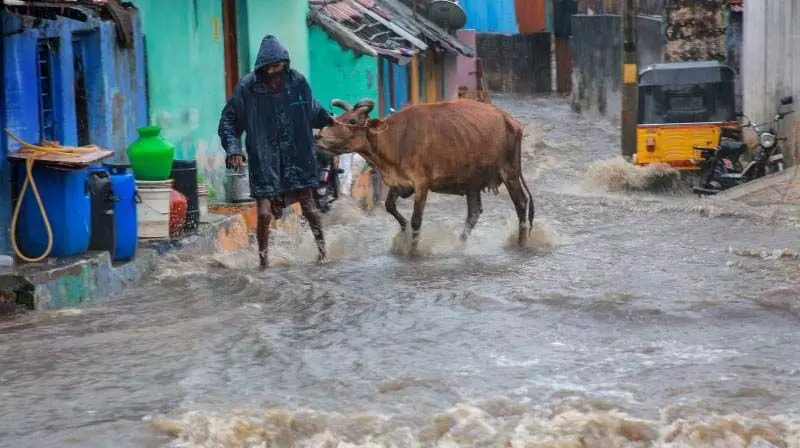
xmin=3 ymin=96 xmax=800 ymax=447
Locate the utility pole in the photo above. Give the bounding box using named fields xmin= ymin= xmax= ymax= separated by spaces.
xmin=620 ymin=0 xmax=637 ymax=158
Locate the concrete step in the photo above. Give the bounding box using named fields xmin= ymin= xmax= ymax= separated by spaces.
xmin=0 ymin=212 xmax=250 ymax=315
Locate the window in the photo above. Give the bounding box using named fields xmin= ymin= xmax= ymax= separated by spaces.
xmin=72 ymin=39 xmax=90 ymax=146
xmin=36 ymin=39 xmax=57 ymax=142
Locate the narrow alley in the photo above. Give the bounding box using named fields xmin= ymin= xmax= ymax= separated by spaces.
xmin=2 ymin=96 xmax=800 ymax=447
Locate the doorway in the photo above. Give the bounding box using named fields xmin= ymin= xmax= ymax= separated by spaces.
xmin=222 ymin=0 xmax=240 ymax=98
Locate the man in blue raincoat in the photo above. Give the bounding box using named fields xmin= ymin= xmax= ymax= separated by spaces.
xmin=218 ymin=35 xmax=334 ymax=268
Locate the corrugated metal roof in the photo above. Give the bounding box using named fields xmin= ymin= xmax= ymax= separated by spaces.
xmin=309 ymin=0 xmax=420 ymax=64
xmin=309 ymin=0 xmax=474 ymax=63
xmin=372 ymin=0 xmax=475 ymax=56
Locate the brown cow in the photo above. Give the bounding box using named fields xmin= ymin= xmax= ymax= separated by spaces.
xmin=316 ymin=98 xmax=534 ymax=253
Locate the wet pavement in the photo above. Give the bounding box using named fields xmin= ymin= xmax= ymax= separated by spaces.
xmin=2 ymin=96 xmax=800 ymax=447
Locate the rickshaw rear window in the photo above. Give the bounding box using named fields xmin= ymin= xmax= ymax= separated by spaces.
xmin=638 ymin=82 xmax=735 ymax=124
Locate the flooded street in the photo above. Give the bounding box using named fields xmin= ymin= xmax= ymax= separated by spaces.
xmin=3 ymin=96 xmax=800 ymax=447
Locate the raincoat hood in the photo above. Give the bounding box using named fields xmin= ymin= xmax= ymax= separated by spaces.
xmin=254 ymin=35 xmax=290 ymax=72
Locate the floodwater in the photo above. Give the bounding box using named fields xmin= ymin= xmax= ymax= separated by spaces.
xmin=3 ymin=96 xmax=800 ymax=448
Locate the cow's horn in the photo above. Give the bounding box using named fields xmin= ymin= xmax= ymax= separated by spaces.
xmin=354 ymin=99 xmax=375 ymax=113
xmin=330 ymin=99 xmax=352 ymax=111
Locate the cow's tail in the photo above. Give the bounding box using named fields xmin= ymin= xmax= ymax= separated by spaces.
xmin=505 ymin=114 xmax=535 ymax=235
xmin=521 ymin=172 xmax=534 ymax=235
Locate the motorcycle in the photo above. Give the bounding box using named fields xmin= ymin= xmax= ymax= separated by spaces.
xmin=313 ymin=149 xmax=344 ymax=214
xmin=693 ymin=95 xmax=794 ymax=196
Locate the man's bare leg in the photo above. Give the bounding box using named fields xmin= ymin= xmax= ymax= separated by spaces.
xmin=298 ymin=191 xmax=326 ymax=263
xmin=256 ymin=198 xmax=274 ymax=268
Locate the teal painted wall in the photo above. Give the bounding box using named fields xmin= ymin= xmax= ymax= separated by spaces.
xmin=245 ymin=0 xmax=310 ymax=78
xmin=308 ymin=25 xmax=379 ymax=117
xmin=134 ymin=0 xmax=314 ymax=200
xmin=134 ymin=0 xmax=228 ymax=198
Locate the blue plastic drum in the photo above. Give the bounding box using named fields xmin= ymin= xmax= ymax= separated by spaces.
xmin=104 ymin=164 xmax=138 ymax=262
xmin=15 ymin=164 xmax=91 ymax=258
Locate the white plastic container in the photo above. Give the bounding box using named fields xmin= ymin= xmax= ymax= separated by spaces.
xmin=197 ymin=185 xmax=209 ymax=223
xmin=136 ymin=179 xmax=172 ymax=239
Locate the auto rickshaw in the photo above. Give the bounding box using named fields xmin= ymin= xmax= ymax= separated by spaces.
xmin=632 ymin=61 xmax=739 ymax=171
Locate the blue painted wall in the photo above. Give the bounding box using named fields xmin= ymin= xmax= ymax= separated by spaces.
xmin=461 ymin=0 xmax=519 ymax=34
xmin=381 ymin=58 xmax=392 ymax=116
xmin=2 ymin=9 xmax=147 ymax=255
xmin=0 ymin=38 xmax=7 ymax=254
xmin=394 ymin=64 xmax=410 ymax=109
xmin=379 ymin=58 xmax=410 ymax=114
xmin=2 ymin=11 xmax=147 ymax=157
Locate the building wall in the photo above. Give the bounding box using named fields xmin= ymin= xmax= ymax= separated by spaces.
xmin=3 ymin=11 xmax=146 ymax=155
xmin=456 ymin=30 xmax=478 ymax=91
xmin=245 ymin=0 xmax=310 ymax=78
xmin=570 ymin=14 xmax=664 ymax=122
xmin=135 ymin=0 xmax=228 ymax=197
xmin=742 ymin=1 xmax=800 ymax=163
xmin=0 ymin=34 xmax=7 ymax=254
xmin=461 ymin=0 xmax=519 ymax=34
xmin=2 ymin=9 xmax=147 ymax=253
xmin=394 ymin=64 xmax=411 ymax=110
xmin=135 ymin=0 xmax=311 ymax=200
xmin=307 ymin=25 xmax=378 ymax=117
xmin=443 ymin=54 xmax=460 ymax=100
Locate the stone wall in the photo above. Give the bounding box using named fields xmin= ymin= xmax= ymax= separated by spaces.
xmin=664 ymin=0 xmax=726 ymax=62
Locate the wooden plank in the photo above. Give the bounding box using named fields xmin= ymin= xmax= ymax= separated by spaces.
xmin=8 ymin=149 xmax=114 ymax=169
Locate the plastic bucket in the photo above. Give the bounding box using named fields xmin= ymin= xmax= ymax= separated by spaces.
xmin=226 ymin=165 xmax=252 ymax=203
xmin=197 ymin=185 xmax=210 ymax=223
xmin=136 ymin=179 xmax=173 ymax=239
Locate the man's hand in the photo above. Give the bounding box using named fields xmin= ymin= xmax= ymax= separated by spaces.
xmin=226 ymin=155 xmax=244 ymax=170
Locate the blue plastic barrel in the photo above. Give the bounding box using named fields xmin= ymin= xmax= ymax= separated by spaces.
xmin=15 ymin=164 xmax=91 ymax=258
xmin=104 ymin=164 xmax=138 ymax=262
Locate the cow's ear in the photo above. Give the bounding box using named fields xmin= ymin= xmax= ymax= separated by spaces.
xmin=367 ymin=118 xmax=388 ymax=134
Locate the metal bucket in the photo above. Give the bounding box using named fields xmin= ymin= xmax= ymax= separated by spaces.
xmin=226 ymin=165 xmax=252 ymax=203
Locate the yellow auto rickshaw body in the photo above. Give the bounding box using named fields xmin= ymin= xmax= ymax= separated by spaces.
xmin=633 ymin=61 xmax=739 ymax=171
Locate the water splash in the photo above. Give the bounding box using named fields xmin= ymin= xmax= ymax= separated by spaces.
xmin=150 ymin=402 xmax=800 ymax=448
xmin=582 ymin=157 xmax=685 ymax=194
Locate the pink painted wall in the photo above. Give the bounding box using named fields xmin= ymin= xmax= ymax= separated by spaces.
xmin=444 ymin=55 xmax=459 ymax=100
xmin=456 ymin=29 xmax=478 ymax=91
